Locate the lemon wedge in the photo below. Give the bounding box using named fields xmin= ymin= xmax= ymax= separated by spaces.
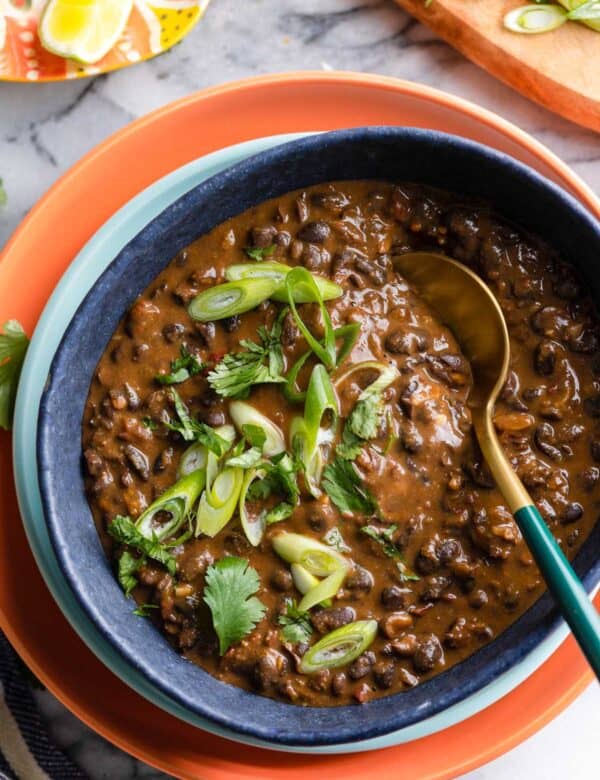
xmin=39 ymin=0 xmax=134 ymax=64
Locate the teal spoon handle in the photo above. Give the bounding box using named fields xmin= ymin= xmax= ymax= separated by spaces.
xmin=515 ymin=505 xmax=600 ymax=680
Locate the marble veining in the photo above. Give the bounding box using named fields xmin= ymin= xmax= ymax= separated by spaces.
xmin=1 ymin=0 xmax=600 ymax=777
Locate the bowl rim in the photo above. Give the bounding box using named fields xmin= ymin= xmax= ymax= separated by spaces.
xmin=37 ymin=125 xmax=600 ymax=747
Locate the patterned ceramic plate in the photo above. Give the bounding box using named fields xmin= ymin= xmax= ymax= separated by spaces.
xmin=0 ymin=0 xmax=209 ymax=82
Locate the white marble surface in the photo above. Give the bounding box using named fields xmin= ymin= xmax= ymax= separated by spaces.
xmin=2 ymin=0 xmax=600 ymax=777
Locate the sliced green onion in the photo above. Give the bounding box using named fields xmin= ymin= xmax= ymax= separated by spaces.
xmin=177 ymin=442 xmax=208 ymax=478
xmin=334 ymin=360 xmax=398 ymax=395
xmin=285 ymin=267 xmax=336 ymax=370
xmin=272 ymin=531 xmax=348 ymax=576
xmin=567 ymin=0 xmax=600 ymax=19
xmin=291 ymin=365 xmax=339 ymax=496
xmin=298 ymin=566 xmax=347 ymax=612
xmin=195 ymin=467 xmax=243 ymax=537
xmin=291 ymin=562 xmax=320 ymax=594
xmin=188 ymin=278 xmax=279 ymax=322
xmin=239 ymin=468 xmax=266 ymax=546
xmin=503 ymin=4 xmax=567 ymax=32
xmin=228 ymin=400 xmax=285 ymax=456
xmin=136 ymin=469 xmax=205 ymax=541
xmin=558 ymin=0 xmax=600 ymax=28
xmin=299 ymin=620 xmax=378 ymax=674
xmin=225 ymin=262 xmax=343 ymax=303
xmin=284 ymin=323 xmax=360 ymax=404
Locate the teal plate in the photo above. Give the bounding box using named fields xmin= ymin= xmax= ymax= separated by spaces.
xmin=12 ymin=132 xmax=584 ymax=753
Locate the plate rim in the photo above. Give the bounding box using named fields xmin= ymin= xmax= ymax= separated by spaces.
xmin=1 ymin=71 xmax=598 ymax=778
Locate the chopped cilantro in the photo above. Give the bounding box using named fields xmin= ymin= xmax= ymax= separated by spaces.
xmin=336 ymin=425 xmax=364 ymax=461
xmin=242 ymin=423 xmax=266 ymax=449
xmin=226 ymin=447 xmax=263 ymax=469
xmin=155 ymin=345 xmax=205 ymax=386
xmin=248 ymin=452 xmax=300 ymax=507
xmin=203 ymin=557 xmax=266 ymax=655
xmin=322 ymin=457 xmax=378 ymax=516
xmin=323 ymin=527 xmax=351 ymax=553
xmin=347 ymin=392 xmax=384 ymax=441
xmin=264 ymin=502 xmax=294 ymax=525
xmin=207 ymin=311 xmax=286 ymax=399
xmin=397 ymin=560 xmax=420 ymax=583
xmin=133 ymin=603 xmax=159 ymax=617
xmin=142 ymin=416 xmax=157 ymax=430
xmin=107 ymin=515 xmax=177 ymax=576
xmin=245 ymin=244 xmax=275 ymax=261
xmin=278 ymin=598 xmax=313 ymax=643
xmin=165 ymin=388 xmax=229 ymax=455
xmin=117 ymin=550 xmax=143 ymax=596
xmin=361 ymin=524 xmax=407 ymax=562
xmin=0 ymin=320 xmax=29 ymax=431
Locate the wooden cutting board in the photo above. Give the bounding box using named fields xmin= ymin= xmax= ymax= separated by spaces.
xmin=394 ymin=0 xmax=600 ymax=133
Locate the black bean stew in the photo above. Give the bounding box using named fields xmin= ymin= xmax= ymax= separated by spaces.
xmin=82 ymin=181 xmax=600 ymax=706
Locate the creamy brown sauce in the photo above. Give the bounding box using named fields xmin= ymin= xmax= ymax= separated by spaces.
xmin=82 ymin=181 xmax=600 ymax=706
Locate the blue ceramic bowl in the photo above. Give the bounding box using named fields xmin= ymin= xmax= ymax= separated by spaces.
xmin=37 ymin=127 xmax=600 ymax=747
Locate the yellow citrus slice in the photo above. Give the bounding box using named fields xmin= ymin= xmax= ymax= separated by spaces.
xmin=39 ymin=0 xmax=134 ymax=64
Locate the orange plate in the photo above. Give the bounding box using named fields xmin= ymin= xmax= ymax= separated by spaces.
xmin=1 ymin=72 xmax=598 ymax=780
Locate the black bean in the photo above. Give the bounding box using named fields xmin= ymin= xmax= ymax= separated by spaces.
xmin=270 ymin=568 xmax=293 ymax=592
xmin=251 ymin=225 xmax=277 ymax=248
xmin=469 ymin=589 xmax=488 ymax=608
xmin=297 ymin=221 xmax=330 ymax=244
xmin=348 ymin=651 xmax=376 ymax=680
xmin=84 ymin=448 xmax=104 ymax=477
xmin=534 ymin=340 xmax=558 ymax=376
xmin=345 ymin=566 xmax=374 ymax=592
xmin=195 ymin=321 xmax=215 ymax=346
xmin=438 ymin=539 xmax=462 ymax=565
xmin=331 ymin=672 xmax=347 ymax=696
xmin=253 ymin=650 xmax=288 ymax=691
xmin=413 ymin=635 xmax=443 ymax=672
xmin=373 ymin=661 xmax=396 ymax=689
xmin=561 ymin=502 xmax=583 ymax=525
xmin=154 ymin=447 xmax=174 ymax=474
xmin=381 ymin=585 xmax=412 ymax=611
xmin=124 ymin=445 xmax=150 ymax=481
xmin=162 ymin=323 xmax=185 ymax=343
xmin=222 ymin=315 xmax=241 ymax=333
xmin=301 ymin=243 xmax=330 ymax=273
xmin=568 ymin=328 xmax=598 ymax=354
xmin=385 ymin=329 xmax=429 ymax=355
xmin=311 ymin=607 xmax=356 ymax=634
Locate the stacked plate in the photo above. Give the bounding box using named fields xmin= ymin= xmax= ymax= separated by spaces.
xmin=1 ymin=73 xmax=598 ymax=779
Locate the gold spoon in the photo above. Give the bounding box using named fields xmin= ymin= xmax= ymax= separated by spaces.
xmin=395 ymin=251 xmax=600 ymax=679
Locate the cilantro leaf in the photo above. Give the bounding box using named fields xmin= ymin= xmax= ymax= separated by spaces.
xmin=166 ymin=389 xmax=229 ymax=454
xmin=278 ymin=598 xmax=313 ymax=644
xmin=322 ymin=457 xmax=378 ymax=516
xmin=323 ymin=527 xmax=351 ymax=553
xmin=336 ymin=425 xmax=364 ymax=461
xmin=247 ymin=452 xmax=300 ymax=507
xmin=0 ymin=320 xmax=29 ymax=431
xmin=245 ymin=244 xmax=275 ymax=261
xmin=361 ymin=524 xmax=399 ymax=557
xmin=242 ymin=423 xmax=266 ymax=449
xmin=226 ymin=447 xmax=263 ymax=469
xmin=264 ymin=502 xmax=294 ymax=525
xmin=117 ymin=551 xmax=143 ymax=596
xmin=203 ymin=557 xmax=266 ymax=655
xmin=107 ymin=515 xmax=177 ymax=576
xmin=347 ymin=392 xmax=384 ymax=441
xmin=133 ymin=603 xmax=159 ymax=617
xmin=207 ymin=312 xmax=286 ymax=399
xmin=142 ymin=416 xmax=158 ymax=430
xmin=156 ymin=345 xmax=205 ymax=386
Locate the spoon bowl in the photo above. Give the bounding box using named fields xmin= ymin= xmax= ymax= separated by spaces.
xmin=396 ymin=250 xmax=600 ymax=679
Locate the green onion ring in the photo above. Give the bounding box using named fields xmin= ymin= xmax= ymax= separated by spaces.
xmin=299 ymin=620 xmax=379 ymax=674
xmin=284 ymin=323 xmax=360 ymax=404
xmin=188 ymin=278 xmax=280 ymax=322
xmin=136 ymin=469 xmax=205 ymax=541
xmin=285 ymin=267 xmax=336 ymax=370
xmin=225 ymin=262 xmax=343 ymax=302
